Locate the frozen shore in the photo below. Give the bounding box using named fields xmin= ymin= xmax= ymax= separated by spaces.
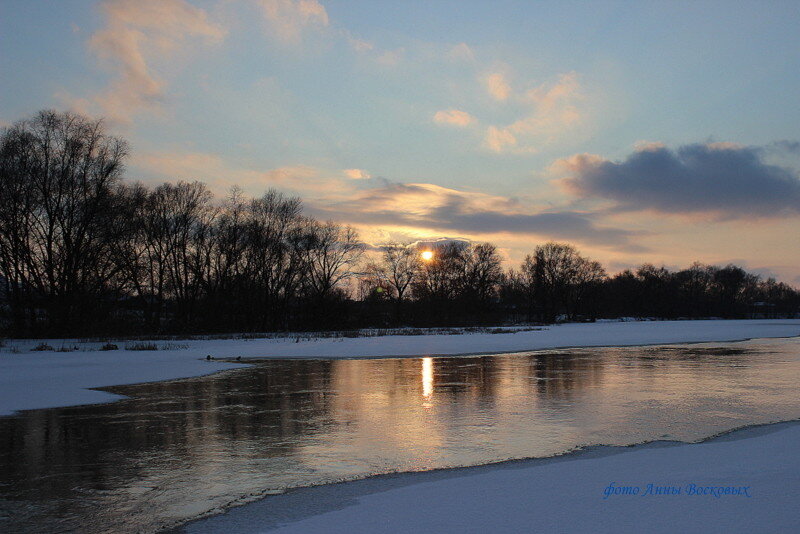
xmin=179 ymin=420 xmax=800 ymax=534
xmin=1 ymin=319 xmax=799 ymax=416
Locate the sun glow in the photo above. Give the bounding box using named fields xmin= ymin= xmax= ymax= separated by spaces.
xmin=421 ymin=250 xmax=434 ymax=261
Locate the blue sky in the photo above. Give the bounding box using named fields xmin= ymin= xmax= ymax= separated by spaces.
xmin=2 ymin=0 xmax=800 ymax=282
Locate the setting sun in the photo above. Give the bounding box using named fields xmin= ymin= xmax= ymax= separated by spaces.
xmin=421 ymin=250 xmax=434 ymax=261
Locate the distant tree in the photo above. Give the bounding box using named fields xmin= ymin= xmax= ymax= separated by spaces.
xmin=413 ymin=241 xmax=467 ymax=304
xmin=365 ymin=243 xmax=420 ymax=323
xmin=518 ymin=242 xmax=605 ymax=322
xmin=567 ymin=257 xmax=606 ymax=320
xmin=4 ymin=108 xmax=800 ymax=336
xmin=379 ymin=243 xmax=420 ymax=304
xmin=634 ymin=264 xmax=676 ymax=318
xmin=713 ymin=264 xmax=759 ymax=318
xmin=130 ymin=181 xmax=215 ymax=331
xmin=243 ymin=189 xmax=305 ymax=330
xmin=522 ymin=242 xmax=577 ymax=322
xmin=675 ymin=262 xmax=715 ymax=317
xmin=498 ymin=267 xmax=531 ymax=321
xmin=297 ymin=220 xmax=363 ymax=327
xmin=460 ymin=243 xmax=503 ymax=306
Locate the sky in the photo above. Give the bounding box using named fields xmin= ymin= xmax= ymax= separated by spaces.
xmin=1 ymin=0 xmax=800 ymax=283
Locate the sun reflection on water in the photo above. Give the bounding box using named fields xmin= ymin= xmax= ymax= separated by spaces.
xmin=422 ymin=357 xmax=434 ymax=402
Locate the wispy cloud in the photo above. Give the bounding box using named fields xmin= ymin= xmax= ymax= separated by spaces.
xmin=486 ymin=72 xmax=511 ymax=101
xmin=69 ymin=0 xmax=225 ymax=122
xmin=484 ymin=71 xmax=583 ymax=153
xmin=770 ymin=140 xmax=800 ymax=154
xmin=344 ymin=168 xmax=371 ymax=179
xmin=555 ymin=142 xmax=800 ymax=218
xmin=485 ymin=126 xmax=516 ymax=152
xmin=447 ymin=42 xmax=475 ymax=62
xmin=346 ymin=33 xmax=374 ymax=53
xmin=132 ymin=150 xmax=345 ymax=198
xmin=433 ymin=109 xmax=475 ymax=127
xmin=257 ymin=0 xmax=329 ymax=44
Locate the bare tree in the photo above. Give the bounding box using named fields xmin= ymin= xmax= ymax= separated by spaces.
xmin=378 ymin=243 xmax=419 ymax=303
xmin=125 ymin=181 xmax=214 ymax=330
xmin=460 ymin=242 xmax=503 ymax=304
xmin=244 ymin=189 xmax=305 ymax=330
xmin=520 ymin=242 xmax=603 ymax=322
xmin=0 ymin=110 xmax=128 ymax=334
xmin=299 ymin=220 xmax=364 ymax=301
xmin=4 ymin=108 xmax=799 ymax=336
xmin=365 ymin=242 xmax=421 ymax=322
xmin=567 ymin=257 xmax=606 ymax=320
xmin=413 ymin=241 xmax=467 ymax=303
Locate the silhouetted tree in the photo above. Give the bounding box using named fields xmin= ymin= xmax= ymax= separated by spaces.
xmin=0 ymin=110 xmax=127 ymax=335
xmin=2 ymin=109 xmax=799 ymax=337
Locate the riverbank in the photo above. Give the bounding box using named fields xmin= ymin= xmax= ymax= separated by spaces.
xmin=178 ymin=420 xmax=800 ymax=533
xmin=2 ymin=319 xmax=800 ymax=415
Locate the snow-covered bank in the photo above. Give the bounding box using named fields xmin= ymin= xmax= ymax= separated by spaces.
xmin=2 ymin=319 xmax=800 ymax=416
xmin=180 ymin=420 xmax=800 ymax=534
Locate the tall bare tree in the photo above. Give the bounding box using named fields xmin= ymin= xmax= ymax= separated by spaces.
xmin=299 ymin=220 xmax=364 ymax=301
xmin=520 ymin=242 xmax=603 ymax=322
xmin=0 ymin=110 xmax=127 ymax=334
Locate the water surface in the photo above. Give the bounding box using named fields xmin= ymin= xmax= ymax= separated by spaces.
xmin=2 ymin=337 xmax=800 ymax=532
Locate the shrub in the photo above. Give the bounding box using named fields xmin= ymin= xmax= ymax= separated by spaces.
xmin=32 ymin=342 xmax=54 ymax=352
xmin=125 ymin=342 xmax=158 ymax=351
xmin=160 ymin=343 xmax=189 ymax=350
xmin=99 ymin=343 xmax=119 ymax=351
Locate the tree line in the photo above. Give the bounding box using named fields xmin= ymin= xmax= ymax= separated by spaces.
xmin=1 ymin=110 xmax=798 ymax=337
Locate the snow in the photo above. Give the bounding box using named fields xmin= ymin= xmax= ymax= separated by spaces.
xmin=182 ymin=420 xmax=800 ymax=534
xmin=0 ymin=350 xmax=245 ymax=416
xmin=1 ymin=319 xmax=799 ymax=416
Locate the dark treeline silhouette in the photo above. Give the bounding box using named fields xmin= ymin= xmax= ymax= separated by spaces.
xmin=1 ymin=110 xmax=798 ymax=337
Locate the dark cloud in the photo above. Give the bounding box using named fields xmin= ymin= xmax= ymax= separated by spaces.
xmin=430 ymin=205 xmax=645 ymax=250
xmin=308 ymin=181 xmax=647 ymax=252
xmin=560 ymin=143 xmax=800 ymax=217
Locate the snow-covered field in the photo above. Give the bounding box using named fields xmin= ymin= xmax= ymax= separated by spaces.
xmin=1 ymin=319 xmax=799 ymax=416
xmin=183 ymin=420 xmax=800 ymax=534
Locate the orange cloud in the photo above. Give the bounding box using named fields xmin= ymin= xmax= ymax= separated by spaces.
xmin=132 ymin=151 xmax=350 ymax=199
xmin=78 ymin=0 xmax=225 ymax=122
xmin=434 ymin=109 xmax=475 ymax=127
xmin=344 ymin=168 xmax=371 ymax=179
xmin=486 ymin=72 xmax=511 ymax=101
xmin=485 ymin=126 xmax=517 ymax=152
xmin=308 ymin=180 xmax=642 ymax=251
xmin=258 ymin=0 xmax=329 ymax=44
xmin=485 ymin=71 xmax=583 ymax=153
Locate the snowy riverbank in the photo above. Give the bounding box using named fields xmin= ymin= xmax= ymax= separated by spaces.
xmin=1 ymin=319 xmax=800 ymax=416
xmin=179 ymin=420 xmax=800 ymax=534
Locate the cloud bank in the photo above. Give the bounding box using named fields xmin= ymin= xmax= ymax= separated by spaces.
xmin=557 ymin=143 xmax=800 ymax=217
xmin=310 ymin=182 xmax=644 ymax=251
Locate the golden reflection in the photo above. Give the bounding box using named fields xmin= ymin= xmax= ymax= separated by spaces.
xmin=422 ymin=357 xmax=434 ymax=399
